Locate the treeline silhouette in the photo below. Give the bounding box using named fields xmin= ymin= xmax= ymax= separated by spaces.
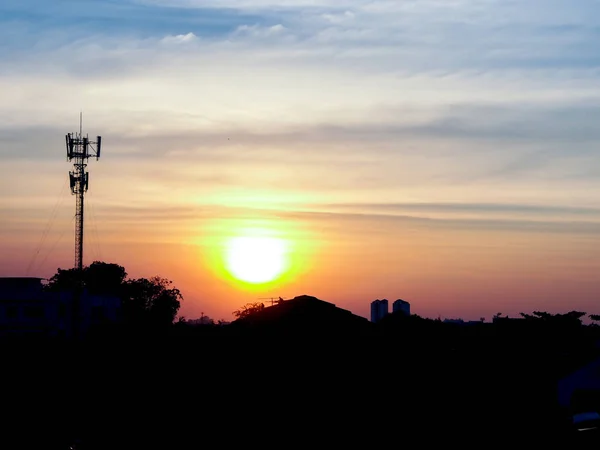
xmin=3 ymin=262 xmax=599 ymax=448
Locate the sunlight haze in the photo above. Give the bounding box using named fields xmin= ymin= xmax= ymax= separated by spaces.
xmin=2 ymin=0 xmax=600 ymax=322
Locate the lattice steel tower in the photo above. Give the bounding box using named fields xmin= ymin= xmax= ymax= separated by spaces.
xmin=65 ymin=114 xmax=102 ymax=270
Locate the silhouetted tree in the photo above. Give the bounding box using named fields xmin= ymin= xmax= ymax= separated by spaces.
xmin=122 ymin=276 xmax=182 ymax=326
xmin=233 ymin=302 xmax=265 ymax=319
xmin=520 ymin=311 xmax=586 ymax=325
xmin=46 ymin=262 xmax=182 ymax=327
xmin=84 ymin=261 xmax=127 ymax=295
xmin=564 ymin=311 xmax=587 ymax=323
xmin=45 ymin=267 xmax=84 ymax=292
xmin=181 ymin=314 xmax=216 ymax=326
xmin=45 ymin=261 xmax=127 ymax=296
xmin=590 ymin=314 xmax=600 ymax=323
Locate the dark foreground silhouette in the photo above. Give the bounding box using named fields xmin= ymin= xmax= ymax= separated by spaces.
xmin=2 ymin=295 xmax=599 ymax=448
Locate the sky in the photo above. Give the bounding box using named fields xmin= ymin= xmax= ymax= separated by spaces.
xmin=2 ymin=0 xmax=600 ymax=322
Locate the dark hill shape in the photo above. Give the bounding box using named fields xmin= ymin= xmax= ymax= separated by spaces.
xmin=230 ymin=294 xmax=373 ymax=338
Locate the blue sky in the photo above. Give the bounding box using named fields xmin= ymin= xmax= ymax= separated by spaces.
xmin=0 ymin=0 xmax=260 ymax=43
xmin=2 ymin=0 xmax=600 ymax=320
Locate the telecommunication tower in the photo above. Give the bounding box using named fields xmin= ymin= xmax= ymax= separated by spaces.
xmin=65 ymin=113 xmax=102 ymax=270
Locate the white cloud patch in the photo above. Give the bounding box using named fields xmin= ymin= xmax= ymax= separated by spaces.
xmin=231 ymin=23 xmax=293 ymax=42
xmin=161 ymin=32 xmax=198 ymax=44
xmin=235 ymin=23 xmax=285 ymax=35
xmin=321 ymin=11 xmax=355 ymax=24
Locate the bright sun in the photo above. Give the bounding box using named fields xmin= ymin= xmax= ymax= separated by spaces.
xmin=225 ymin=236 xmax=287 ymax=284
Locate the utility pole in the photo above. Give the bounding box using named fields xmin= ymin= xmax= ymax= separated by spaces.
xmin=65 ymin=113 xmax=102 ymax=337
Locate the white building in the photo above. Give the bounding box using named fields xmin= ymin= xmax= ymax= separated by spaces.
xmin=0 ymin=277 xmax=121 ymax=337
xmin=392 ymin=299 xmax=411 ymax=316
xmin=370 ymin=299 xmax=389 ymax=323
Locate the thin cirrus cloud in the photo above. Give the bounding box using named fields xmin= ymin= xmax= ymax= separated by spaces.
xmin=1 ymin=0 xmax=600 ymax=253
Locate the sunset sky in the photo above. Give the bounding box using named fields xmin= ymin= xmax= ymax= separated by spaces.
xmin=2 ymin=0 xmax=600 ymax=322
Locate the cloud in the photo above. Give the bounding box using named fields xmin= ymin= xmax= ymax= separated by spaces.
xmin=316 ymin=202 xmax=600 ymax=221
xmin=8 ymin=200 xmax=599 ymax=242
xmin=233 ymin=23 xmax=288 ymax=37
xmin=137 ymin=0 xmax=352 ymax=9
xmin=1 ymin=0 xmax=600 ymax=230
xmin=3 ymin=96 xmax=600 ymax=212
xmin=161 ymin=32 xmax=198 ymax=44
xmin=4 ymin=0 xmax=600 ymax=89
xmin=5 ymin=0 xmax=600 ymax=75
xmin=199 ymin=202 xmax=600 ymax=236
xmin=268 ymin=208 xmax=600 ymax=240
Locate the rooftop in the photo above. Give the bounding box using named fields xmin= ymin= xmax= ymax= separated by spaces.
xmin=0 ymin=277 xmax=44 ymax=288
xmin=232 ymin=294 xmax=372 ymax=333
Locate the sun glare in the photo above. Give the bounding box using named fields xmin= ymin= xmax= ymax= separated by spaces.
xmin=225 ymin=236 xmax=287 ymax=284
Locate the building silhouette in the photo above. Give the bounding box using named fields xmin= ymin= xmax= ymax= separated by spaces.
xmin=393 ymin=299 xmax=410 ymax=316
xmin=370 ymin=299 xmax=388 ymax=323
xmin=0 ymin=277 xmax=121 ymax=337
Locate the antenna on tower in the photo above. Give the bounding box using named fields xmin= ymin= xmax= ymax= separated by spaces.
xmin=258 ymin=297 xmax=288 ymax=306
xmin=65 ymin=114 xmax=102 ymax=271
